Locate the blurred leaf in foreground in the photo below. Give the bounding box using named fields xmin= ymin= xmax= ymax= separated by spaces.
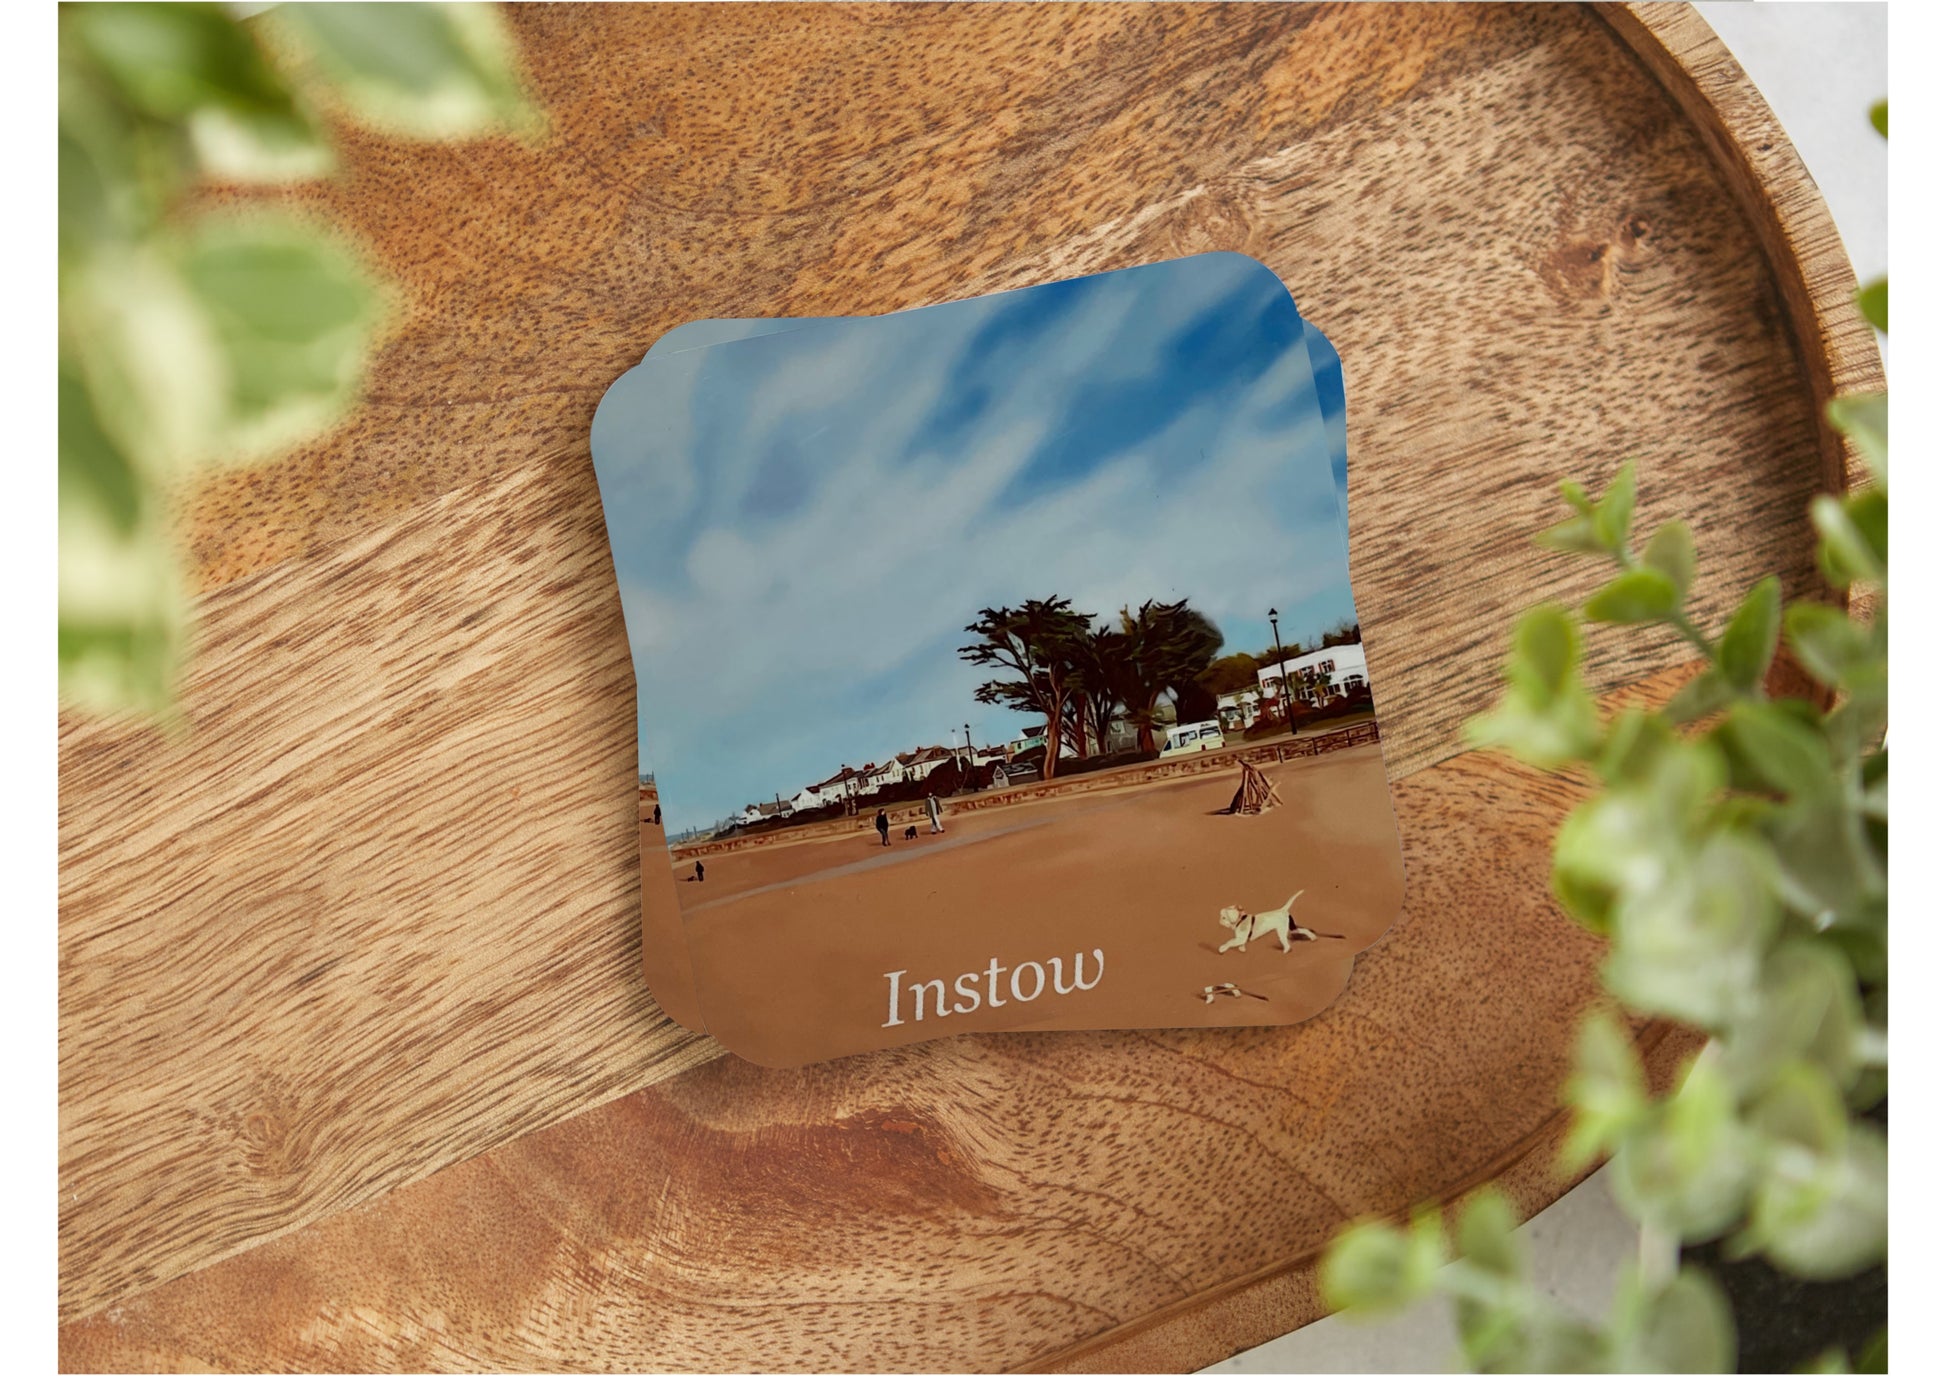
xmin=58 ymin=3 xmax=533 ymax=717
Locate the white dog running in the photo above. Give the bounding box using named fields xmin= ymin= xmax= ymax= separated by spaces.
xmin=1216 ymin=890 xmax=1344 ymax=953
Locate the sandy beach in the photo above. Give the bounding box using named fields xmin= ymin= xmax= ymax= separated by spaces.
xmin=646 ymin=744 xmax=1403 ymax=1064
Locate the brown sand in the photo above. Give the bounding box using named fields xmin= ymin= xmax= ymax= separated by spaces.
xmin=655 ymin=745 xmax=1404 ymax=1065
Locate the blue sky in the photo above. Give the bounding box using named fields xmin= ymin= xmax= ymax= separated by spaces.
xmin=592 ymin=253 xmax=1357 ymax=831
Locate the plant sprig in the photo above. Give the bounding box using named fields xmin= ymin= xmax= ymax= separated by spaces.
xmin=1323 ymin=102 xmax=1889 ymax=1373
xmin=59 ymin=3 xmax=538 ymax=717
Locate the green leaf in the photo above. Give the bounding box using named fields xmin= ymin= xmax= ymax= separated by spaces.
xmin=70 ymin=3 xmax=283 ymax=120
xmin=1869 ymin=99 xmax=1887 ymax=138
xmin=1594 ymin=709 xmax=1676 ymax=786
xmin=1510 ymin=604 xmax=1578 ymax=698
xmin=1826 ymin=393 xmax=1887 ymax=483
xmin=1717 ymin=576 xmax=1781 ymax=691
xmin=59 ymin=361 xmax=142 ymax=537
xmin=1641 ymin=521 xmax=1696 ymax=599
xmin=1632 ymin=1269 xmax=1736 ymax=1374
xmin=1720 ymin=700 xmax=1831 ymax=798
xmin=1812 ymin=492 xmax=1886 ymax=587
xmin=1592 ymin=460 xmax=1638 ymax=550
xmin=1466 ymin=606 xmax=1602 ymax=769
xmin=1663 ymin=668 xmax=1733 ymax=725
xmin=1561 ymin=1014 xmax=1647 ymax=1169
xmin=273 ymin=2 xmax=538 ymax=141
xmin=1785 ymin=603 xmax=1871 ymax=688
xmin=1852 ymin=278 xmax=1886 ymax=334
xmin=1537 ymin=512 xmax=1611 ymax=557
xmin=1320 ymin=1210 xmax=1446 ymax=1315
xmin=59 ymin=362 xmax=185 ymax=715
xmin=1747 ymin=1062 xmax=1849 ymax=1156
xmin=1467 ymin=691 xmax=1602 ymax=771
xmin=1605 ymin=832 xmax=1778 ymax=1027
xmin=62 ymin=243 xmax=231 ymax=476
xmin=1742 ymin=1123 xmax=1886 ymax=1279
xmin=1455 ymin=1189 xmax=1523 ymax=1278
xmin=175 ymin=215 xmax=382 ymax=462
xmin=1801 ymin=1345 xmax=1854 ymax=1374
xmin=1611 ymin=1056 xmax=1753 ymax=1240
xmin=67 ymin=2 xmax=330 ymax=181
xmin=1719 ymin=942 xmax=1863 ymax=1094
xmin=1586 ymin=567 xmax=1679 ymax=625
xmin=1559 ymin=479 xmax=1593 ymax=513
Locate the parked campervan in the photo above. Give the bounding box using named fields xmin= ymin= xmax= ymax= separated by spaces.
xmin=1160 ymin=720 xmax=1226 ymax=755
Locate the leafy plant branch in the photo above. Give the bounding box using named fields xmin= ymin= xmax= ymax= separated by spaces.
xmin=1320 ymin=103 xmax=1888 ymax=1376
xmin=59 ymin=2 xmax=536 ymax=717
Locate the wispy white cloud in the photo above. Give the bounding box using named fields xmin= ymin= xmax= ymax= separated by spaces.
xmin=593 ymin=254 xmax=1357 ymax=829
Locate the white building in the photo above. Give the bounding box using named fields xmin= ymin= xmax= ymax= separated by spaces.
xmin=1216 ymin=689 xmax=1262 ymax=731
xmin=1257 ymin=643 xmax=1369 ymax=709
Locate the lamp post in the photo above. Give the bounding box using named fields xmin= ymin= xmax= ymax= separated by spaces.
xmin=1269 ymin=608 xmax=1297 ymax=737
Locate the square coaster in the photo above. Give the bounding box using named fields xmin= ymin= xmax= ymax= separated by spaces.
xmin=592 ymin=253 xmax=1400 ymax=1066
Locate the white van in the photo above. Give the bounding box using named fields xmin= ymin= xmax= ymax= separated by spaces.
xmin=1161 ymin=720 xmax=1226 ymax=755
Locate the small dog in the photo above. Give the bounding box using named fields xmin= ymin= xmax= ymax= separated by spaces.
xmin=1216 ymin=891 xmax=1340 ymax=953
xmin=904 ymin=825 xmax=919 ymax=840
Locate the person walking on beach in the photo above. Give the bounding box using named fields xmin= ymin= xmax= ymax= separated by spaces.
xmin=926 ymin=793 xmax=945 ymax=835
xmin=875 ymin=808 xmax=890 ymax=847
xmin=694 ymin=859 xmax=705 ymax=883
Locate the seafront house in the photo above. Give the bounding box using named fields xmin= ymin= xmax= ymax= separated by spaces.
xmin=1216 ymin=689 xmax=1262 ymax=731
xmin=1256 ymin=643 xmax=1370 ymax=711
xmin=736 ymin=799 xmax=794 ymax=827
xmin=774 ymin=739 xmax=1012 ymax=822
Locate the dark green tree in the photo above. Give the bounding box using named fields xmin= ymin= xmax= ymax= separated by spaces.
xmin=1115 ymin=598 xmax=1224 ymax=752
xmin=1070 ymin=625 xmax=1132 ymax=757
xmin=960 ymin=598 xmax=1094 ymax=781
xmin=1198 ymin=651 xmax=1262 ymax=697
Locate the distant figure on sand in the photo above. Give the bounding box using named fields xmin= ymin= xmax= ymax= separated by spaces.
xmin=653 ymin=804 xmax=662 ymax=825
xmin=694 ymin=859 xmax=705 ymax=883
xmin=875 ymin=809 xmax=890 ymax=846
xmin=926 ymin=793 xmax=945 ymax=834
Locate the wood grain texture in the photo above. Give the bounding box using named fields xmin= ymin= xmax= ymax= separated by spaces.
xmin=59 ymin=457 xmax=720 ymax=1321
xmin=61 ymin=738 xmax=1665 ymax=1373
xmin=58 ymin=0 xmax=1881 ymax=1365
xmin=1595 ymin=3 xmax=1883 ymax=494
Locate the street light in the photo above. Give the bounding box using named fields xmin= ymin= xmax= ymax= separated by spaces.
xmin=1269 ymin=607 xmax=1297 ymax=737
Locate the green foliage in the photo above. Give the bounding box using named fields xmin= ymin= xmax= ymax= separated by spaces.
xmin=268 ymin=3 xmax=538 ymax=141
xmin=1198 ymin=651 xmax=1264 ymax=697
xmin=962 ymin=596 xmax=1231 ymax=768
xmin=1464 ymin=606 xmax=1600 ymax=769
xmin=1325 ymin=1189 xmax=1736 ymax=1373
xmin=58 ymin=2 xmax=534 ymax=716
xmin=1853 ymin=279 xmax=1886 ymax=335
xmin=1323 ymin=100 xmax=1888 ymax=1370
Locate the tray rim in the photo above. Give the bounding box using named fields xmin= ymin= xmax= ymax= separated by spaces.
xmin=1029 ymin=3 xmax=1882 ymax=1369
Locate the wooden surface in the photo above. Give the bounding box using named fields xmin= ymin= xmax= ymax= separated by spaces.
xmin=58 ymin=2 xmax=1878 ymax=1369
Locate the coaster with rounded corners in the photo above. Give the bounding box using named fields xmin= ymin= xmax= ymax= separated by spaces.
xmin=592 ymin=253 xmax=1400 ymax=1066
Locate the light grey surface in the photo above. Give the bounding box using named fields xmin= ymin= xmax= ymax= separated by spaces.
xmin=1697 ymin=2 xmax=1887 ymax=284
xmin=1202 ymin=5 xmax=1885 ymax=1372
xmin=1204 ymin=1167 xmax=1639 ymax=1376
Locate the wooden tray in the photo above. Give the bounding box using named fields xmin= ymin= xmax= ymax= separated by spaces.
xmin=58 ymin=4 xmax=1879 ymax=1370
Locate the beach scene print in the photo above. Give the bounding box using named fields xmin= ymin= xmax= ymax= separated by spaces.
xmin=592 ymin=253 xmax=1404 ymax=1065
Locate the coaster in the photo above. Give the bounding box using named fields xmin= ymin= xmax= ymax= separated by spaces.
xmin=592 ymin=253 xmax=1401 ymax=1066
